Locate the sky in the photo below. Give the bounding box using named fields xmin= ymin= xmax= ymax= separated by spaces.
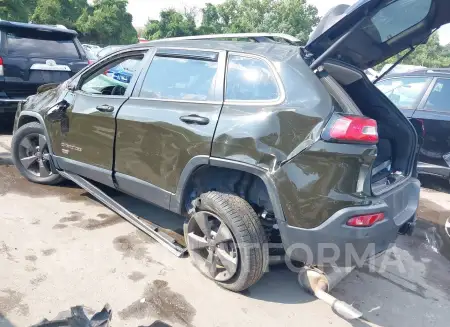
xmin=127 ymin=0 xmax=450 ymax=45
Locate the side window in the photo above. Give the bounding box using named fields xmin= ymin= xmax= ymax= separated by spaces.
xmin=80 ymin=55 xmax=143 ymax=96
xmin=424 ymin=79 xmax=450 ymax=112
xmin=139 ymin=55 xmax=218 ymax=101
xmin=225 ymin=55 xmax=279 ymax=101
xmin=376 ymin=77 xmax=429 ymax=109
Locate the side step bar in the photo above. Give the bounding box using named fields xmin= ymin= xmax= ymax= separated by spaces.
xmin=59 ymin=171 xmax=187 ymax=257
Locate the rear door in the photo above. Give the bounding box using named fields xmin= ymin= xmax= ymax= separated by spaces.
xmin=114 ymin=48 xmax=225 ymax=208
xmin=412 ymin=77 xmax=450 ymax=167
xmin=0 ymin=27 xmax=87 ymax=100
xmin=50 ymin=49 xmax=149 ymax=187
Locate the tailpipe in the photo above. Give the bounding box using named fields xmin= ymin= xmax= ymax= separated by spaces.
xmin=298 ymin=266 xmax=363 ymax=320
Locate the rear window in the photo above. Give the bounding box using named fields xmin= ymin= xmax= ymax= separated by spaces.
xmin=6 ymin=32 xmax=80 ymax=59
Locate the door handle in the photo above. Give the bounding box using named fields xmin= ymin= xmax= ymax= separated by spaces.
xmin=180 ymin=114 xmax=210 ymax=125
xmin=96 ymin=104 xmax=115 ymax=112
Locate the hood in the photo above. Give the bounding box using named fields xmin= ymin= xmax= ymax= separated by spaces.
xmin=306 ymin=0 xmax=450 ymax=69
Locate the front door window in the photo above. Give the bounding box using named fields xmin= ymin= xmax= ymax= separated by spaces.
xmin=80 ymin=56 xmax=144 ymax=96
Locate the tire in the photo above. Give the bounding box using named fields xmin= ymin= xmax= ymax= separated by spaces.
xmin=186 ymin=191 xmax=269 ymax=292
xmin=11 ymin=122 xmax=64 ymax=185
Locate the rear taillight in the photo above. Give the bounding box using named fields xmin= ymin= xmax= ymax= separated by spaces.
xmin=322 ymin=114 xmax=378 ymax=144
xmin=0 ymin=57 xmax=3 ymax=76
xmin=88 ymin=59 xmax=95 ymax=65
xmin=346 ymin=213 xmax=385 ymax=227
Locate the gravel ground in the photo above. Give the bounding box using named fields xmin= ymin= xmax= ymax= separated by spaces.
xmin=0 ymin=127 xmax=449 ymax=327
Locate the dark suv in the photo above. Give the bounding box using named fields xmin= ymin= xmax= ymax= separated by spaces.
xmin=9 ymin=0 xmax=450 ymax=291
xmin=377 ymin=68 xmax=450 ymax=179
xmin=0 ymin=21 xmax=88 ymax=119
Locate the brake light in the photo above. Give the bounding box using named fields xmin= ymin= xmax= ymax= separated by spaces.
xmin=323 ymin=114 xmax=378 ymax=144
xmin=0 ymin=57 xmax=3 ymax=76
xmin=347 ymin=213 xmax=385 ymax=227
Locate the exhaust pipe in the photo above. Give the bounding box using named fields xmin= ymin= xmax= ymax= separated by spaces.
xmin=298 ymin=266 xmax=363 ymax=320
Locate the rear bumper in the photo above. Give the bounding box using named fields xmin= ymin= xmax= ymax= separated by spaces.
xmin=417 ymin=162 xmax=450 ymax=179
xmin=0 ymin=99 xmax=25 ymax=114
xmin=278 ymin=178 xmax=420 ymax=267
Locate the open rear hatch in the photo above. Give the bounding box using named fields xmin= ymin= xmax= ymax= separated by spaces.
xmin=0 ymin=21 xmax=87 ymax=100
xmin=306 ymin=0 xmax=450 ymax=195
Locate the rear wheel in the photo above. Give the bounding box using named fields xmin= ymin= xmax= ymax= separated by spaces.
xmin=185 ymin=191 xmax=268 ymax=292
xmin=12 ymin=122 xmax=64 ymax=185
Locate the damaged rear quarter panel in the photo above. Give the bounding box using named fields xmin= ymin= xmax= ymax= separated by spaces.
xmin=211 ymin=53 xmax=334 ymax=169
xmin=273 ymin=141 xmax=377 ymax=228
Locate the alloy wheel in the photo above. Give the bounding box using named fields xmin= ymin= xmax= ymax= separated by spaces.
xmin=187 ymin=211 xmax=239 ymax=282
xmin=18 ymin=133 xmax=53 ymax=178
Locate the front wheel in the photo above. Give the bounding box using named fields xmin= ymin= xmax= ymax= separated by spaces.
xmin=185 ymin=192 xmax=269 ymax=292
xmin=11 ymin=122 xmax=64 ymax=185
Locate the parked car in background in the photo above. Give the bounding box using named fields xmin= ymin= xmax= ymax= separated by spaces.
xmin=0 ymin=20 xmax=88 ymax=120
xmin=376 ymin=68 xmax=450 ymax=179
xmin=97 ymin=45 xmax=124 ymax=59
xmin=379 ymin=63 xmax=427 ymax=76
xmin=104 ymin=58 xmax=140 ymax=83
xmin=84 ymin=48 xmax=98 ymax=65
xmin=82 ymin=44 xmax=102 ymax=56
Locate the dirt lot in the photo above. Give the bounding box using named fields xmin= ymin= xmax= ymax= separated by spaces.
xmin=1 ymin=127 xmax=449 ymax=327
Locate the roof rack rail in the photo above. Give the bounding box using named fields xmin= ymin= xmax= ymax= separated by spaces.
xmin=151 ymin=33 xmax=301 ymax=45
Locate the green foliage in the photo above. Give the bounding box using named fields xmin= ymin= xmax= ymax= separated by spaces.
xmin=144 ymin=8 xmax=197 ymax=40
xmin=145 ymin=0 xmax=319 ymax=45
xmin=377 ymin=33 xmax=450 ymax=70
xmin=76 ymin=0 xmax=137 ymax=45
xmin=0 ymin=0 xmax=29 ymax=22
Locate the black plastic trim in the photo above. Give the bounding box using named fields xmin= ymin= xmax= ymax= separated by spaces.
xmin=54 ymin=156 xmax=115 ymax=188
xmin=170 ymin=155 xmax=210 ymax=213
xmin=115 ymin=172 xmax=172 ymax=210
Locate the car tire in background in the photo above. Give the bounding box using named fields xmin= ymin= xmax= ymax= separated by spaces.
xmin=185 ymin=191 xmax=269 ymax=292
xmin=11 ymin=122 xmax=64 ymax=185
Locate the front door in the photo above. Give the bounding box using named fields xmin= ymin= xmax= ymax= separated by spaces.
xmin=412 ymin=78 xmax=450 ymax=167
xmin=114 ymin=48 xmax=225 ymax=208
xmin=51 ymin=49 xmax=148 ymax=185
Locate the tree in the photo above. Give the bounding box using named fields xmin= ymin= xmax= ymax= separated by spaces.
xmin=258 ymin=0 xmax=319 ymax=44
xmin=76 ymin=0 xmax=137 ymax=45
xmin=144 ymin=8 xmax=197 ymax=40
xmin=31 ymin=0 xmax=63 ymax=25
xmin=0 ymin=0 xmax=29 ymax=22
xmin=377 ymin=33 xmax=450 ymax=70
xmin=30 ymin=0 xmax=88 ymax=29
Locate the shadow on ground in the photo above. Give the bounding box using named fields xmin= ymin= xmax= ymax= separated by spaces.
xmin=420 ymin=174 xmax=450 ymax=193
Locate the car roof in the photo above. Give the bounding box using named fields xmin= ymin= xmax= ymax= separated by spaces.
xmin=382 ymin=68 xmax=450 ymax=79
xmin=128 ymin=39 xmax=299 ymax=62
xmin=0 ymin=20 xmax=77 ymax=36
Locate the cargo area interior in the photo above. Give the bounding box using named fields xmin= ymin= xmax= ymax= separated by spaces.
xmin=320 ymin=60 xmax=417 ymax=195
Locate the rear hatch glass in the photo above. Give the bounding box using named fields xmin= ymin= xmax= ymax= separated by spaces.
xmin=6 ymin=31 xmax=80 ymax=59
